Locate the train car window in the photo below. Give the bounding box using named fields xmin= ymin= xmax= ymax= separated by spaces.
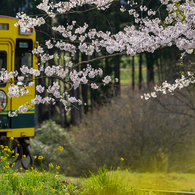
xmin=0 ymin=51 xmax=7 ymax=87
xmin=15 ymin=39 xmax=33 ymax=84
xmin=15 ymin=51 xmax=32 ymax=83
xmin=0 ymin=23 xmax=9 ymax=30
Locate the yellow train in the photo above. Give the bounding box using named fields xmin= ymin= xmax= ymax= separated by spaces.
xmin=0 ymin=15 xmax=37 ymax=169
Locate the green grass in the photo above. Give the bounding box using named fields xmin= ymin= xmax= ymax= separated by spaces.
xmin=2 ymin=144 xmax=195 ymax=194
xmin=0 ymin=145 xmax=80 ymax=195
xmin=120 ymin=66 xmax=163 ymax=86
xmin=120 ymin=67 xmax=147 ymax=85
xmin=109 ymin=171 xmax=195 ymax=192
xmin=78 ymin=166 xmax=159 ymax=195
xmin=75 ymin=166 xmax=195 ymax=195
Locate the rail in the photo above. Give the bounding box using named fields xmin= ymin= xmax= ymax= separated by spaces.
xmin=141 ymin=189 xmax=195 ymax=195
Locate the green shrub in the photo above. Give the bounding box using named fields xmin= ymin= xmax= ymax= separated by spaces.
xmin=31 ymin=120 xmax=79 ymax=175
xmin=31 ymin=87 xmax=195 ymax=176
xmin=80 ymin=166 xmax=137 ymax=195
xmin=31 ymin=120 xmax=95 ymax=176
xmin=71 ymin=88 xmax=195 ymax=174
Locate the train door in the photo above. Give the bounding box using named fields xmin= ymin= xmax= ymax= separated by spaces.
xmin=0 ymin=42 xmax=12 ymax=128
xmin=11 ymin=38 xmax=35 ymax=130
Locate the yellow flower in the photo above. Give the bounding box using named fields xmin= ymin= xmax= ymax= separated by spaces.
xmin=16 ymin=153 xmax=19 ymax=156
xmin=49 ymin=163 xmax=54 ymax=168
xmin=38 ymin=156 xmax=43 ymax=160
xmin=10 ymin=137 xmax=14 ymax=140
xmin=56 ymin=165 xmax=60 ymax=170
xmin=39 ymin=173 xmax=43 ymax=177
xmin=51 ymin=189 xmax=55 ymax=193
xmin=121 ymin=158 xmax=124 ymax=161
xmin=33 ymin=155 xmax=37 ymax=159
xmin=56 ymin=172 xmax=59 ymax=174
xmin=0 ymin=145 xmax=4 ymax=148
xmin=125 ymin=169 xmax=128 ymax=172
xmin=117 ymin=166 xmax=120 ymax=170
xmin=67 ymin=178 xmax=70 ymax=183
xmin=23 ymin=154 xmax=26 ymax=158
xmin=58 ymin=146 xmax=63 ymax=152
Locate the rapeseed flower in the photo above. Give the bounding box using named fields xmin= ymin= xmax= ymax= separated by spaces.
xmin=49 ymin=163 xmax=54 ymax=168
xmin=38 ymin=156 xmax=43 ymax=160
xmin=56 ymin=165 xmax=60 ymax=170
xmin=58 ymin=146 xmax=63 ymax=152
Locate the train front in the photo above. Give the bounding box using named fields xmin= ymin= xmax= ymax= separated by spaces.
xmin=0 ymin=15 xmax=37 ymax=170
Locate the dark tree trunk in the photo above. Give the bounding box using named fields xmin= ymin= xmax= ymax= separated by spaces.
xmin=71 ymin=51 xmax=80 ymax=125
xmin=139 ymin=53 xmax=143 ymax=90
xmin=47 ymin=18 xmax=54 ymax=120
xmin=57 ymin=51 xmax=64 ymax=128
xmin=48 ymin=49 xmax=53 ymax=120
xmin=81 ymin=53 xmax=88 ymax=114
xmin=114 ymin=56 xmax=120 ymax=95
xmin=160 ymin=51 xmax=164 ymax=82
xmin=132 ymin=56 xmax=135 ymax=90
xmin=156 ymin=52 xmax=161 ymax=84
xmin=146 ymin=53 xmax=154 ymax=88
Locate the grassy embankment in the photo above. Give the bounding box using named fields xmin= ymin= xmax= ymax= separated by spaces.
xmin=1 ymin=144 xmax=195 ymax=194
xmin=65 ymin=169 xmax=195 ymax=194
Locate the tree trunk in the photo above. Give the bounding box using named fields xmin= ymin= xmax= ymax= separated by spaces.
xmin=146 ymin=53 xmax=154 ymax=88
xmin=114 ymin=56 xmax=120 ymax=95
xmin=139 ymin=53 xmax=142 ymax=90
xmin=132 ymin=56 xmax=135 ymax=90
xmin=71 ymin=51 xmax=80 ymax=125
xmin=156 ymin=52 xmax=161 ymax=84
xmin=81 ymin=53 xmax=88 ymax=114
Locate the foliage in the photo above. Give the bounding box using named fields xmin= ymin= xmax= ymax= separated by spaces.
xmin=30 ymin=120 xmax=80 ymax=176
xmin=70 ymin=87 xmax=195 ymax=174
xmin=0 ymin=145 xmax=79 ymax=195
xmin=2 ymin=143 xmax=195 ymax=194
xmin=80 ymin=165 xmax=137 ymax=195
xmin=32 ymin=86 xmax=195 ymax=176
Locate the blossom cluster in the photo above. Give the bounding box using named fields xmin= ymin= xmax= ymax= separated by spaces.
xmin=3 ymin=0 xmax=195 ymax=115
xmin=141 ymin=72 xmax=195 ymax=100
xmin=16 ymin=0 xmax=195 ymax=56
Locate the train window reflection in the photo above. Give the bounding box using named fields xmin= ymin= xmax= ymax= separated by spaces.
xmin=0 ymin=51 xmax=7 ymax=87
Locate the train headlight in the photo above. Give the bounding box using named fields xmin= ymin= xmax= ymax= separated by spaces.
xmin=0 ymin=90 xmax=7 ymax=112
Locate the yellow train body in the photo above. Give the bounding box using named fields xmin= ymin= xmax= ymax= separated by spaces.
xmin=0 ymin=15 xmax=37 ymax=138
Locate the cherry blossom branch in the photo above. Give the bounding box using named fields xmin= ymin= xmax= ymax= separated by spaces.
xmin=4 ymin=0 xmax=195 ymax=117
xmin=55 ymin=0 xmax=120 ymax=16
xmin=74 ymin=52 xmax=127 ymax=67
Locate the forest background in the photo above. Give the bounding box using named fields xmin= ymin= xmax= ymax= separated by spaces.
xmin=1 ymin=0 xmax=195 ymax=176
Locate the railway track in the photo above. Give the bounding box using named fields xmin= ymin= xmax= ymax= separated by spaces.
xmin=141 ymin=189 xmax=195 ymax=195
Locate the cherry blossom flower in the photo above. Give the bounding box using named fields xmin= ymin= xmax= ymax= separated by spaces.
xmin=6 ymin=0 xmax=195 ymax=115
